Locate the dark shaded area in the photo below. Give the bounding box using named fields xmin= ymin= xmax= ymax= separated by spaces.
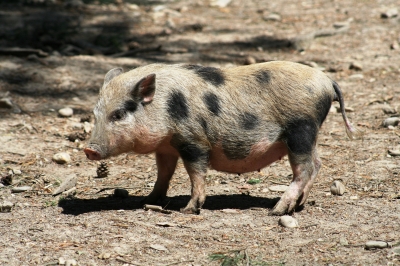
xmin=59 ymin=193 xmax=281 ymax=216
xmin=0 ymin=1 xmax=296 ymax=102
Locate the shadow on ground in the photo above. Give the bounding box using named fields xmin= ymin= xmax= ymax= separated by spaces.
xmin=59 ymin=194 xmax=281 ymax=215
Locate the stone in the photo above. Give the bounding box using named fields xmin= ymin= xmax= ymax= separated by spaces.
xmin=98 ymin=252 xmax=111 ymax=259
xmin=52 ymin=174 xmax=77 ymax=196
xmin=0 ymin=201 xmax=13 ymax=212
xmin=330 ymin=180 xmax=345 ymax=196
xmin=383 ymin=117 xmax=400 ymax=127
xmin=150 ymin=244 xmax=169 ymax=252
xmin=58 ymin=257 xmax=66 ymax=265
xmin=278 ymin=215 xmax=298 ymax=228
xmin=0 ymin=98 xmax=13 ymax=109
xmin=390 ymin=41 xmax=399 ymax=50
xmin=11 ymin=186 xmax=32 ymax=193
xmin=244 ymin=56 xmax=256 ymax=65
xmin=349 ymin=74 xmax=364 ymax=80
xmin=382 ymin=105 xmax=396 ymax=114
xmin=269 ymin=185 xmax=289 ymax=192
xmin=365 ymin=240 xmax=388 ymax=249
xmin=11 ymin=169 xmax=22 ymax=175
xmin=349 ymin=61 xmax=363 ymax=71
xmin=58 ymin=107 xmax=74 ymax=117
xmin=209 ymin=0 xmax=232 ymax=8
xmin=381 ymin=8 xmax=398 ymax=19
xmin=52 ymin=152 xmax=71 ymax=164
xmin=65 ymin=259 xmax=77 ymax=266
xmin=263 ymin=13 xmax=281 ymax=21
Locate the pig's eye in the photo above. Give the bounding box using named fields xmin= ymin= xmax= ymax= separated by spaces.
xmin=110 ymin=109 xmax=126 ymax=122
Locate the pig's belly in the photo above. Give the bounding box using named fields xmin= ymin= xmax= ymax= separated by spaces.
xmin=209 ymin=141 xmax=288 ymax=174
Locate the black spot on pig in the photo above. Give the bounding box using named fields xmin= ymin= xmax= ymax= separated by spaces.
xmin=199 ymin=117 xmax=208 ymax=132
xmin=183 ymin=65 xmax=225 ymax=87
xmin=171 ymin=134 xmax=208 ymax=163
xmin=222 ymin=138 xmax=251 ymax=160
xmin=203 ymin=92 xmax=221 ymax=116
xmin=240 ymin=112 xmax=259 ymax=130
xmin=124 ymin=100 xmax=138 ymax=113
xmin=315 ymin=93 xmax=332 ymax=125
xmin=283 ymin=118 xmax=317 ymax=155
xmin=254 ymin=70 xmax=271 ymax=84
xmin=167 ymin=91 xmax=189 ymax=121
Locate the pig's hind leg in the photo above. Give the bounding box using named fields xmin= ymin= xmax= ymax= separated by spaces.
xmin=270 ymin=119 xmax=321 ymax=215
xmin=144 ymin=153 xmax=178 ymax=205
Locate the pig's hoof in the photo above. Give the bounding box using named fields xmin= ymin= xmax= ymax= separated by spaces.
xmin=269 ymin=201 xmax=296 ymax=216
xmin=180 ymin=207 xmax=200 ymax=215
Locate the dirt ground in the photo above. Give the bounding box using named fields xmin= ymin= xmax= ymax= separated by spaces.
xmin=1 ymin=0 xmax=400 ymax=265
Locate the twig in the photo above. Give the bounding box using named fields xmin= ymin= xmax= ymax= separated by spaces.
xmin=166 ymin=260 xmax=195 ymax=266
xmin=116 ymin=257 xmax=143 ymax=266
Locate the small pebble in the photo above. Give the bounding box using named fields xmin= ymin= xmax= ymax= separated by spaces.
xmin=53 ymin=152 xmax=71 ymax=164
xmin=11 ymin=186 xmax=32 ymax=193
xmin=278 ymin=215 xmax=298 ymax=228
xmin=391 ymin=41 xmax=399 ymax=50
xmin=150 ymin=244 xmax=169 ymax=252
xmin=147 ymin=182 xmax=155 ymax=187
xmin=244 ymin=56 xmax=256 ymax=65
xmin=268 ymin=185 xmax=288 ymax=192
xmin=58 ymin=107 xmax=74 ymax=117
xmin=333 ymin=21 xmax=350 ymax=29
xmin=381 ymin=8 xmax=398 ymax=18
xmin=330 ymin=180 xmax=345 ymax=196
xmin=11 ymin=169 xmax=22 ymax=175
xmin=0 ymin=201 xmax=14 ymax=212
xmin=209 ymin=0 xmax=232 ymax=8
xmin=349 ymin=74 xmax=364 ymax=80
xmin=365 ymin=240 xmax=388 ymax=249
xmin=383 ymin=117 xmax=400 ymax=127
xmin=263 ymin=13 xmax=281 ymax=21
xmin=58 ymin=257 xmax=66 ymax=265
xmin=388 ymin=150 xmax=400 ymax=156
xmin=98 ymin=252 xmax=111 ymax=259
xmin=382 ymin=105 xmax=396 ymax=114
xmin=391 ymin=247 xmax=400 ymax=255
xmin=0 ymin=97 xmax=14 ymax=109
xmin=114 ymin=188 xmax=129 ymax=198
xmin=339 ymin=237 xmax=348 ymax=246
xmin=349 ymin=61 xmax=363 ymax=71
xmin=350 ymin=195 xmax=358 ymax=200
xmin=65 ymin=259 xmax=77 ymax=266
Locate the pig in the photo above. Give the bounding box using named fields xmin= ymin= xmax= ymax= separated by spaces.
xmin=84 ymin=61 xmax=361 ymax=215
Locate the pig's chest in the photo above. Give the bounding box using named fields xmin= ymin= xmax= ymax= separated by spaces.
xmin=209 ymin=140 xmax=288 ymax=174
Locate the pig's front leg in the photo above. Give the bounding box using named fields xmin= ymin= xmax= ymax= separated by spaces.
xmin=180 ymin=166 xmax=207 ymax=214
xmin=144 ymin=153 xmax=178 ymax=204
xmin=170 ymin=134 xmax=209 ymax=214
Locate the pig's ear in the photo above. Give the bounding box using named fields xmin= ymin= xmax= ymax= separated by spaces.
xmin=132 ymin=74 xmax=156 ymax=104
xmin=104 ymin=68 xmax=123 ymax=85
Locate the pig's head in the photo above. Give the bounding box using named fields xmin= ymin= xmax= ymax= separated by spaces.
xmin=84 ymin=67 xmax=159 ymax=160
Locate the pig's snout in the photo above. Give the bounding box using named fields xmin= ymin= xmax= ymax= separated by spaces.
xmin=84 ymin=147 xmax=102 ymax=160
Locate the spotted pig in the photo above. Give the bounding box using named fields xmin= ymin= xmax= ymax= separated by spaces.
xmin=84 ymin=61 xmax=360 ymax=215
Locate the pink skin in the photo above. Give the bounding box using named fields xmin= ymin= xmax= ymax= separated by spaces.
xmin=84 ymin=132 xmax=317 ymax=215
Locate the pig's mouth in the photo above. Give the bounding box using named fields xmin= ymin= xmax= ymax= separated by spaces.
xmin=84 ymin=144 xmax=106 ymax=160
